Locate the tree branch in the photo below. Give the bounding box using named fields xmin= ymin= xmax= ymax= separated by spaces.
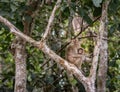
xmin=89 ymin=0 xmax=110 ymax=80
xmin=40 ymin=0 xmax=61 ymax=41
xmin=0 ymin=15 xmax=87 ymax=84
xmin=0 ymin=16 xmax=38 ymax=46
xmin=57 ymin=16 xmax=101 ymax=53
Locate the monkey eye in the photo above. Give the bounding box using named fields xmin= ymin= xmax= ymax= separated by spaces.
xmin=77 ymin=48 xmax=83 ymax=54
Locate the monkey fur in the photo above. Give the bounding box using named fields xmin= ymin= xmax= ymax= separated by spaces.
xmin=66 ymin=39 xmax=91 ymax=69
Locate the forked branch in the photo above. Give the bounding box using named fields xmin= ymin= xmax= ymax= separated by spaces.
xmin=0 ymin=15 xmax=87 ymax=84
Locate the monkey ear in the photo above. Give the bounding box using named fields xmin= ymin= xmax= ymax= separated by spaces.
xmin=77 ymin=48 xmax=83 ymax=54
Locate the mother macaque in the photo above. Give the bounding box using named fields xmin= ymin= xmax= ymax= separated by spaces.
xmin=66 ymin=39 xmax=91 ymax=69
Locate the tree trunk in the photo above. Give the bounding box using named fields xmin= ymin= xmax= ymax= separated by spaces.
xmin=97 ymin=27 xmax=108 ymax=90
xmin=82 ymin=79 xmax=96 ymax=92
xmin=14 ymin=38 xmax=27 ymax=92
xmin=97 ymin=25 xmax=108 ymax=92
xmin=97 ymin=1 xmax=109 ymax=92
xmin=0 ymin=0 xmax=110 ymax=92
xmin=85 ymin=86 xmax=95 ymax=92
xmin=86 ymin=87 xmax=95 ymax=92
xmin=14 ymin=0 xmax=40 ymax=91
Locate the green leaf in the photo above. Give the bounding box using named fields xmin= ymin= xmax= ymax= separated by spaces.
xmin=93 ymin=7 xmax=102 ymax=17
xmin=0 ymin=30 xmax=4 ymax=35
xmin=70 ymin=3 xmax=93 ymax=25
xmin=10 ymin=4 xmax=17 ymax=12
xmin=70 ymin=2 xmax=76 ymax=12
xmin=77 ymin=7 xmax=93 ymax=24
xmin=0 ymin=0 xmax=9 ymax=3
xmin=110 ymin=24 xmax=117 ymax=34
xmin=61 ymin=7 xmax=70 ymax=18
xmin=109 ymin=0 xmax=120 ymax=14
xmin=92 ymin=0 xmax=102 ymax=7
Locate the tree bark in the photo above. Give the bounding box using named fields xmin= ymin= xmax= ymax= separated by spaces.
xmin=0 ymin=0 xmax=110 ymax=92
xmin=97 ymin=1 xmax=110 ymax=92
xmin=14 ymin=0 xmax=40 ymax=91
xmin=14 ymin=38 xmax=27 ymax=92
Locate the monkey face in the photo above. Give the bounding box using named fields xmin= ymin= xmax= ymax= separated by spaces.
xmin=77 ymin=48 xmax=83 ymax=54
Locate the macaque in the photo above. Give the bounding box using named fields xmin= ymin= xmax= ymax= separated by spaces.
xmin=66 ymin=39 xmax=91 ymax=69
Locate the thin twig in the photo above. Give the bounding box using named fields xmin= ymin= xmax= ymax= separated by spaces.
xmin=74 ymin=16 xmax=101 ymax=39
xmin=0 ymin=16 xmax=86 ymax=84
xmin=57 ymin=16 xmax=101 ymax=53
xmin=40 ymin=16 xmax=101 ymax=68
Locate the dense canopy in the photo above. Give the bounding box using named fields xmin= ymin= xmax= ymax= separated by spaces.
xmin=0 ymin=0 xmax=120 ymax=92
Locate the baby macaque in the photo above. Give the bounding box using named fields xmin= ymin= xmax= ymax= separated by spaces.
xmin=66 ymin=39 xmax=91 ymax=69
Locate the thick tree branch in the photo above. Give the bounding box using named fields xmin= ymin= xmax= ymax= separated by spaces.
xmin=0 ymin=16 xmax=38 ymax=46
xmin=41 ymin=0 xmax=61 ymax=41
xmin=97 ymin=1 xmax=111 ymax=92
xmin=0 ymin=15 xmax=87 ymax=84
xmin=40 ymin=43 xmax=87 ymax=83
xmin=89 ymin=0 xmax=110 ymax=80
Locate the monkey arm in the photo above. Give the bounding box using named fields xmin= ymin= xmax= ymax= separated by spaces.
xmin=70 ymin=54 xmax=83 ymax=58
xmin=84 ymin=56 xmax=92 ymax=62
xmin=73 ymin=54 xmax=92 ymax=62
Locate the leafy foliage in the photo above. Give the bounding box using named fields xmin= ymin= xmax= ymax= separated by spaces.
xmin=92 ymin=0 xmax=102 ymax=7
xmin=0 ymin=0 xmax=120 ymax=92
